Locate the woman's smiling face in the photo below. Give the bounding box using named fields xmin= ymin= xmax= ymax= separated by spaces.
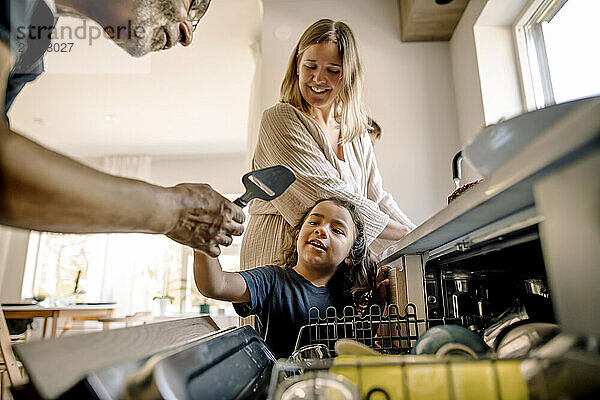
xmin=296 ymin=200 xmax=356 ymax=272
xmin=297 ymin=41 xmax=343 ymax=113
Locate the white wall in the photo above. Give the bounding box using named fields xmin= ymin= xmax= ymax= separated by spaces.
xmin=475 ymin=25 xmax=523 ymax=125
xmin=449 ymin=0 xmax=487 ymax=183
xmin=475 ymin=0 xmax=528 ymax=125
xmin=450 ymin=0 xmax=529 ymax=182
xmin=150 ymin=154 xmax=248 ymax=195
xmin=256 ymin=0 xmax=461 ymax=224
xmin=84 ymin=153 xmax=248 ymax=195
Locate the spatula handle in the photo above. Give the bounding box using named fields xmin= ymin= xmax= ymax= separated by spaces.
xmin=234 ymin=190 xmax=254 ymax=208
xmin=234 ymin=198 xmax=247 ymax=208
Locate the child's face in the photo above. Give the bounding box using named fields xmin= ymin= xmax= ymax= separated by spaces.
xmin=296 ymin=201 xmax=356 ymax=271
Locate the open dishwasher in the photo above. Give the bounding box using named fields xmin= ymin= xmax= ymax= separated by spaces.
xmin=268 ymin=224 xmax=594 ymax=399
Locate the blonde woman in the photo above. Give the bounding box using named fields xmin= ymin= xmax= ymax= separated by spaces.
xmin=241 ymin=19 xmax=415 ymax=269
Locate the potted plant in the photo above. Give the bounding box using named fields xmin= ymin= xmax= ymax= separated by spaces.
xmin=152 ymin=293 xmax=174 ymax=316
xmin=151 ymin=268 xmax=188 ymax=316
xmin=189 ymin=287 xmax=214 ymax=315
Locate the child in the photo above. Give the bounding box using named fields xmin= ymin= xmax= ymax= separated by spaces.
xmin=193 ymin=198 xmax=387 ymax=358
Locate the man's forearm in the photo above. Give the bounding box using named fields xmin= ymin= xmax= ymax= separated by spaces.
xmin=0 ymin=126 xmax=177 ymax=234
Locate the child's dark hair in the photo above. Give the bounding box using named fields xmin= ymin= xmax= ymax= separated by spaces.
xmin=279 ymin=198 xmax=377 ymax=311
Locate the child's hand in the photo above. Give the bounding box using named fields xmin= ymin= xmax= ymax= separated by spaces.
xmin=375 ymin=265 xmax=390 ymax=309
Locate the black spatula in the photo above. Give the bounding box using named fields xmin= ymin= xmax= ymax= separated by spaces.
xmin=234 ymin=165 xmax=296 ymax=207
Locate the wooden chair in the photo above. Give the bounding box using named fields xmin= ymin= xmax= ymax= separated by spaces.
xmin=98 ymin=311 xmax=153 ymax=330
xmin=0 ymin=310 xmax=27 ymax=399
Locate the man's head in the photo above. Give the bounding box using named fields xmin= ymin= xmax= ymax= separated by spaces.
xmin=56 ymin=0 xmax=211 ymax=57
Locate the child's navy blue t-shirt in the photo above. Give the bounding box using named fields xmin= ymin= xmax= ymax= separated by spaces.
xmin=233 ymin=265 xmax=351 ymax=359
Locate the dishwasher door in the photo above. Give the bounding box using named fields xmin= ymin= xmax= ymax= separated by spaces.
xmin=13 ymin=316 xmax=274 ymax=400
xmin=121 ymin=326 xmax=275 ymax=400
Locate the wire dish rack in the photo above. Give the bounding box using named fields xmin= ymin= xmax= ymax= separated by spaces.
xmin=295 ymin=304 xmax=427 ymax=355
xmin=282 ymin=305 xmax=600 ymax=399
xmin=267 ymin=354 xmax=600 ymax=400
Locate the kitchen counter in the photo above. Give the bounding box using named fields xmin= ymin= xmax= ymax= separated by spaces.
xmin=380 ymin=100 xmax=600 ymax=263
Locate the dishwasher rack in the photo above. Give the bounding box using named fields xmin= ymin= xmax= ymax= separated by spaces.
xmin=267 ymin=354 xmax=600 ymax=400
xmin=295 ymin=303 xmax=458 ymax=355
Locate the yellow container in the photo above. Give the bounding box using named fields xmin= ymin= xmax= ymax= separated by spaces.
xmin=331 ymin=355 xmax=529 ymax=400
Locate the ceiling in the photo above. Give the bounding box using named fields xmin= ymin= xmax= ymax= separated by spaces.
xmin=8 ymin=0 xmax=262 ymax=158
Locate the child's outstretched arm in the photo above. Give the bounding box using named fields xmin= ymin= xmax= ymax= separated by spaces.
xmin=193 ymin=250 xmax=250 ymax=303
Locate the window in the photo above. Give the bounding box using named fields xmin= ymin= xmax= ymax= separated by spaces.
xmin=23 ymin=232 xmax=191 ymax=315
xmin=515 ymin=0 xmax=600 ymax=110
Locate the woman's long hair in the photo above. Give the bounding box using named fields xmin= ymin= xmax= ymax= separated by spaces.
xmin=279 ymin=198 xmax=377 ymax=312
xmin=280 ymin=19 xmax=368 ymax=143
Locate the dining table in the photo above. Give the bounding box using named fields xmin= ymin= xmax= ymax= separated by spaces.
xmin=2 ymin=303 xmax=119 ymax=339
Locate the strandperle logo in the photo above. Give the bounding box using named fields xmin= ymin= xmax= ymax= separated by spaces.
xmin=16 ymin=19 xmax=148 ymax=46
xmin=12 ymin=16 xmax=152 ymax=75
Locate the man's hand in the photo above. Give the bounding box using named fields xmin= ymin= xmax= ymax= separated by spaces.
xmin=165 ymin=183 xmax=245 ymax=256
